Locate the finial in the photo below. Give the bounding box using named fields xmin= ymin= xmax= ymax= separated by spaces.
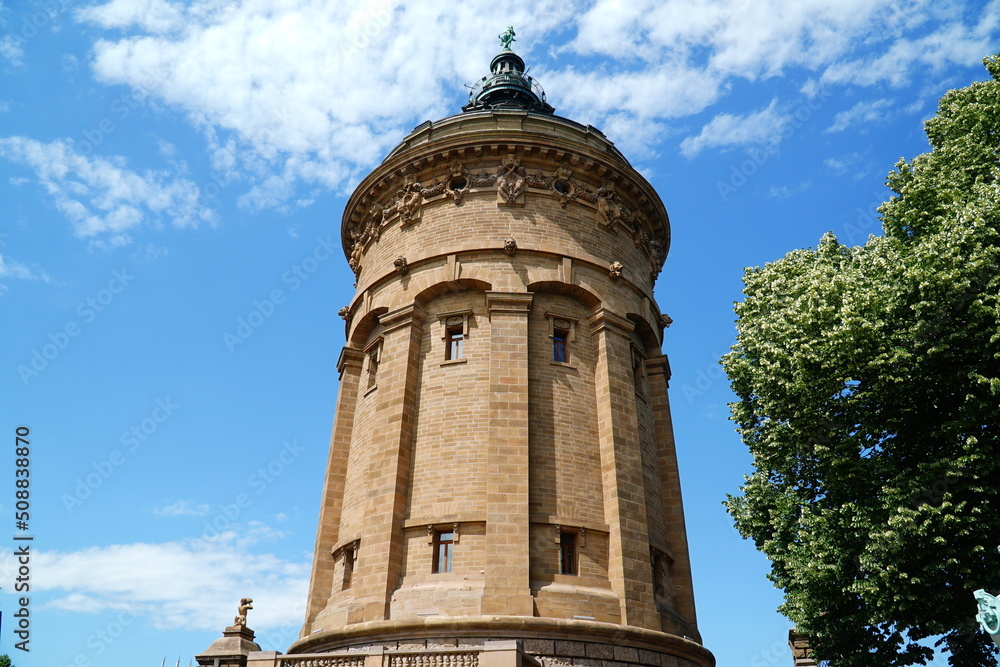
xmin=499 ymin=25 xmax=515 ymax=51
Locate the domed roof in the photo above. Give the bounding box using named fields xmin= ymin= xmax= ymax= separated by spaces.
xmin=462 ymin=27 xmax=555 ymax=114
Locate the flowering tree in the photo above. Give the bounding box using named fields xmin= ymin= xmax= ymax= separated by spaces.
xmin=724 ymin=56 xmax=1000 ymax=666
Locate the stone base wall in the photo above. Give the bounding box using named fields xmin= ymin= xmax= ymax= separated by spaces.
xmin=286 ymin=619 xmax=713 ymax=667
xmin=521 ymin=637 xmax=701 ymax=667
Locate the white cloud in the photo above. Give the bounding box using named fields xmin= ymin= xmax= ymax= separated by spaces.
xmin=769 ymin=181 xmax=812 ymax=199
xmin=0 ymin=525 xmax=309 ymax=632
xmin=67 ymin=0 xmax=1000 ymax=201
xmin=0 ymin=136 xmax=215 ymax=239
xmin=680 ymin=99 xmax=789 ymax=158
xmin=824 ymin=152 xmax=875 ymax=180
xmin=153 ymin=500 xmax=211 ymax=517
xmin=826 ymin=99 xmax=895 ymax=133
xmin=820 ymin=0 xmax=1000 ymax=87
xmin=80 ymin=0 xmax=577 ymax=200
xmin=0 ymin=35 xmax=23 ymax=66
xmin=0 ymin=253 xmax=52 ymax=293
xmin=0 ymin=253 xmax=49 ymax=282
xmin=75 ymin=0 xmax=185 ymax=33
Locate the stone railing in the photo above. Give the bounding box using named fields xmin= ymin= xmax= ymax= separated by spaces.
xmin=247 ymin=641 xmax=531 ymax=667
xmin=281 ymin=655 xmax=367 ymax=667
xmin=388 ymin=652 xmax=479 ymax=667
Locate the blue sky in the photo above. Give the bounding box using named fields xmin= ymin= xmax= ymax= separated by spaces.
xmin=1 ymin=1 xmax=998 ymax=665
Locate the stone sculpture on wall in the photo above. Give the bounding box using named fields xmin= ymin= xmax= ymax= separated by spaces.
xmin=496 ymin=154 xmax=526 ymax=207
xmin=396 ymin=175 xmax=424 ymax=226
xmin=596 ymin=181 xmax=623 ymax=229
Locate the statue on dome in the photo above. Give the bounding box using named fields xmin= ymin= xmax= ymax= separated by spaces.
xmin=499 ymin=26 xmax=516 ymax=51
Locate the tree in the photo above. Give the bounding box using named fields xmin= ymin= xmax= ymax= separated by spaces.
xmin=723 ymin=55 xmax=1000 ymax=667
xmin=0 ymin=654 xmax=13 ymax=667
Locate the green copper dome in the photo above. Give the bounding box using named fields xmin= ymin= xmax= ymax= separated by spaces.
xmin=463 ymin=28 xmax=555 ymax=114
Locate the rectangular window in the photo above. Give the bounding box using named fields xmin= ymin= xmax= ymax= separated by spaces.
xmin=367 ymin=348 xmax=379 ymax=389
xmin=342 ymin=547 xmax=354 ymax=590
xmin=432 ymin=530 xmax=454 ymax=573
xmin=559 ymin=531 xmax=577 ymax=575
xmin=439 ymin=311 xmax=471 ymax=363
xmin=446 ymin=326 xmax=464 ymax=360
xmin=632 ymin=346 xmax=645 ymax=393
xmin=552 ymin=329 xmax=569 ymax=363
xmin=546 ymin=314 xmax=576 ymax=365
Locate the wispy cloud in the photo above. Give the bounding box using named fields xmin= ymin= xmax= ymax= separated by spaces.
xmin=769 ymin=181 xmax=813 ymax=199
xmin=0 ymin=252 xmax=52 ymax=294
xmin=824 ymin=151 xmax=875 ymax=180
xmin=153 ymin=500 xmax=211 ymax=517
xmin=0 ymin=35 xmax=24 ymax=66
xmin=0 ymin=136 xmax=215 ymax=242
xmin=65 ymin=0 xmax=999 ymax=206
xmin=826 ymin=98 xmax=895 ymax=133
xmin=680 ymin=100 xmax=789 ymax=158
xmin=0 ymin=523 xmax=309 ymax=631
xmin=0 ymin=253 xmax=50 ymax=282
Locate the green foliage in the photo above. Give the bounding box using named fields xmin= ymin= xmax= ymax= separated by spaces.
xmin=724 ymin=55 xmax=1000 ymax=667
xmin=0 ymin=653 xmax=13 ymax=667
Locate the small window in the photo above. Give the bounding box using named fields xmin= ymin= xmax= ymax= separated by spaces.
xmin=446 ymin=324 xmax=464 ymax=360
xmin=545 ymin=313 xmax=577 ymax=365
xmin=432 ymin=530 xmax=454 ymax=573
xmin=631 ymin=345 xmax=645 ymax=393
xmin=342 ymin=545 xmax=355 ymax=590
xmin=366 ymin=347 xmax=379 ymax=389
xmin=552 ymin=328 xmax=569 ymax=363
xmin=559 ymin=530 xmax=577 ymax=575
xmin=438 ymin=311 xmax=472 ymax=363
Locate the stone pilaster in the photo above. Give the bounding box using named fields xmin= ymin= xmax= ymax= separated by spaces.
xmin=304 ymin=347 xmax=365 ymax=632
xmin=646 ymin=354 xmax=698 ymax=636
xmin=482 ymin=291 xmax=534 ymax=616
xmin=589 ymin=308 xmax=659 ymax=631
xmin=351 ymin=303 xmax=425 ymax=623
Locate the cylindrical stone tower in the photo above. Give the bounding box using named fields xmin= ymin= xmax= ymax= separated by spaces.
xmin=289 ymin=37 xmax=713 ymax=667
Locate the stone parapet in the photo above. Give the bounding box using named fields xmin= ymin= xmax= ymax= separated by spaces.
xmin=289 ymin=619 xmax=712 ymax=667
